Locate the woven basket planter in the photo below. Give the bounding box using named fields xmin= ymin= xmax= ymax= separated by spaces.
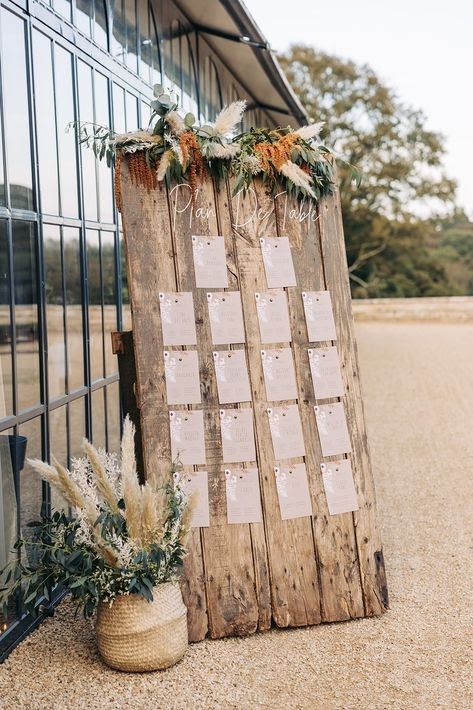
xmin=95 ymin=582 xmax=188 ymax=672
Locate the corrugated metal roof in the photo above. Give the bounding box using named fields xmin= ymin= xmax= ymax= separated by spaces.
xmin=175 ymin=0 xmax=308 ymax=126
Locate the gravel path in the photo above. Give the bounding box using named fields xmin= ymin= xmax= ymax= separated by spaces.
xmin=1 ymin=320 xmax=472 ymax=709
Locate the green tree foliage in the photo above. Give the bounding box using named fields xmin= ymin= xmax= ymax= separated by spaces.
xmin=279 ymin=46 xmax=471 ymax=297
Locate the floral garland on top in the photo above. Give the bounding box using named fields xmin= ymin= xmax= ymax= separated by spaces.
xmin=77 ymin=84 xmax=358 ymax=209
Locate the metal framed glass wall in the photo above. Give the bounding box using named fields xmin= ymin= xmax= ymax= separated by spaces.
xmin=0 ymin=0 xmax=273 ymax=656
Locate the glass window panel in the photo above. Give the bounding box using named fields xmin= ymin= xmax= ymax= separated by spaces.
xmin=87 ymin=230 xmax=104 ymax=381
xmin=12 ymin=222 xmax=40 ymax=411
xmin=92 ymin=388 xmax=106 ymax=449
xmin=78 ymin=62 xmax=98 ymax=221
xmin=1 ymin=10 xmax=33 ymax=211
xmin=125 ymin=93 xmax=138 ymax=132
xmin=54 ymin=0 xmax=72 ymax=21
xmin=138 ymin=0 xmax=151 ymax=83
xmin=100 ymin=231 xmax=117 ymax=376
xmin=149 ymin=6 xmax=161 ymax=87
xmin=94 ymin=73 xmax=114 ymax=223
xmin=106 ymin=382 xmax=120 ymax=454
xmin=0 ymin=428 xmax=17 ymax=625
xmin=43 ymin=225 xmax=66 ymax=399
xmin=113 ymin=84 xmax=126 ymax=134
xmin=19 ymin=417 xmax=43 ymax=569
xmin=111 ymin=0 xmax=126 ymax=64
xmin=63 ymin=228 xmax=84 ymax=392
xmin=140 ymin=100 xmax=150 ymax=130
xmin=0 ymin=221 xmax=13 ymax=417
xmin=69 ymin=396 xmax=86 ymax=458
xmin=181 ymin=37 xmax=198 ymax=114
xmin=94 ymin=0 xmax=108 ymax=50
xmin=50 ymin=406 xmax=68 ymax=511
xmin=55 ymin=45 xmax=79 ymax=218
xmin=76 ymin=0 xmax=93 ymax=37
xmin=32 ymin=31 xmax=59 ymax=216
xmin=125 ymin=0 xmax=138 ymax=72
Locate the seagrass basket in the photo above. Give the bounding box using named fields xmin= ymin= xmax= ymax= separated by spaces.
xmin=95 ymin=582 xmax=188 ymax=672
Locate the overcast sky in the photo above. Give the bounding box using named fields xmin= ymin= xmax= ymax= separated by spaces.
xmin=246 ymin=0 xmax=473 ymax=216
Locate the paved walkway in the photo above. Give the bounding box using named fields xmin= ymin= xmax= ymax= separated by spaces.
xmin=0 ymin=319 xmax=472 ymax=709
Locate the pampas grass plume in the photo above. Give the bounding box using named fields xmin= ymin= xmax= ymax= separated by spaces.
xmin=213 ymin=100 xmax=246 ymax=137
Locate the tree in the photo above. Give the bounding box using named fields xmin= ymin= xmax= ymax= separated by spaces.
xmin=278 ymin=46 xmax=462 ymax=296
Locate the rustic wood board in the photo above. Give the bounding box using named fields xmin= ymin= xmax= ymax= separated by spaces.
xmin=118 ymin=160 xmax=388 ymax=639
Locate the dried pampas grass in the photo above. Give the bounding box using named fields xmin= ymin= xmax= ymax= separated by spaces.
xmin=213 ymin=100 xmax=246 ymax=137
xmin=295 ymin=122 xmax=325 ymax=141
xmin=279 ymin=160 xmax=316 ymax=198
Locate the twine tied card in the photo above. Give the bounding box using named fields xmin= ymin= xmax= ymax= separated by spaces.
xmin=192 ymin=235 xmax=228 ymax=288
xmin=213 ymin=349 xmax=252 ymax=404
xmin=267 ymin=404 xmax=305 ymax=461
xmin=260 ymin=237 xmax=297 ymax=288
xmin=207 ymin=291 xmax=246 ymax=345
xmin=169 ymin=410 xmax=206 ymax=466
xmin=321 ymin=459 xmax=359 ymax=515
xmin=174 ymin=470 xmax=210 ymax=527
xmin=225 ymin=467 xmax=263 ymax=524
xmin=159 ymin=292 xmax=197 ymax=346
xmin=261 ymin=347 xmax=298 ymax=402
xmin=255 ymin=290 xmax=292 ymax=344
xmin=308 ymin=346 xmax=344 ymax=400
xmin=314 ymin=402 xmax=352 ymax=456
xmin=220 ymin=408 xmax=256 ymax=463
xmin=164 ymin=350 xmax=201 ymax=405
xmin=302 ymin=290 xmax=337 ymax=342
xmin=274 ymin=463 xmax=313 ymax=520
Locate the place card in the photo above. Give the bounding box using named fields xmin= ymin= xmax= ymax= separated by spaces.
xmin=274 ymin=463 xmax=312 ymax=520
xmin=260 ymin=236 xmax=297 ymax=288
xmin=220 ymin=408 xmax=256 ymax=463
xmin=255 ymin=290 xmax=291 ymax=344
xmin=314 ymin=402 xmax=351 ymax=456
xmin=164 ymin=350 xmax=201 ymax=405
xmin=225 ymin=467 xmax=263 ymax=524
xmin=267 ymin=404 xmax=305 ymax=461
xmin=207 ymin=292 xmax=246 ymax=345
xmin=261 ymin=348 xmax=298 ymax=402
xmin=302 ymin=290 xmax=337 ymax=342
xmin=192 ymin=235 xmax=228 ymax=288
xmin=213 ymin=349 xmax=252 ymax=404
xmin=159 ymin=291 xmax=197 ymax=346
xmin=169 ymin=410 xmax=206 ymax=466
xmin=174 ymin=470 xmax=210 ymax=527
xmin=321 ymin=459 xmax=359 ymax=515
xmin=308 ymin=346 xmax=344 ymax=400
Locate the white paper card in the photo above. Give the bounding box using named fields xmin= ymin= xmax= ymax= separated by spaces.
xmin=207 ymin=292 xmax=246 ymax=345
xmin=267 ymin=404 xmax=305 ymax=461
xmin=159 ymin=292 xmax=197 ymax=346
xmin=274 ymin=463 xmax=312 ymax=520
xmin=225 ymin=467 xmax=263 ymax=524
xmin=164 ymin=350 xmax=201 ymax=405
xmin=308 ymin=346 xmax=344 ymax=400
xmin=169 ymin=410 xmax=206 ymax=466
xmin=255 ymin=290 xmax=292 ymax=344
xmin=220 ymin=408 xmax=256 ymax=463
xmin=192 ymin=235 xmax=228 ymax=288
xmin=302 ymin=290 xmax=337 ymax=342
xmin=260 ymin=237 xmax=297 ymax=288
xmin=213 ymin=350 xmax=251 ymax=404
xmin=314 ymin=402 xmax=352 ymax=456
xmin=261 ymin=348 xmax=298 ymax=402
xmin=175 ymin=470 xmax=210 ymax=527
xmin=321 ymin=459 xmax=359 ymax=515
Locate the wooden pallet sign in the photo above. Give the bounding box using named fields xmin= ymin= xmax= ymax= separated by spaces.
xmin=118 ymin=160 xmax=388 ymax=641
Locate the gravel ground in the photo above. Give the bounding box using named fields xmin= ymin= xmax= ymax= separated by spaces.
xmin=1 ymin=318 xmax=472 ymax=709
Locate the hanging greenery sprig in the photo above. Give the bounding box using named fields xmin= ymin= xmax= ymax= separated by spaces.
xmin=73 ymin=84 xmax=360 ymax=206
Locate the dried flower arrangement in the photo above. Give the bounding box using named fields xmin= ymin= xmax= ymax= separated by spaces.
xmin=75 ymin=85 xmax=359 ymax=207
xmin=0 ymin=417 xmax=195 ymax=619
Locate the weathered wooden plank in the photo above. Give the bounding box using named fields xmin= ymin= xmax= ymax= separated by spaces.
xmin=229 ymin=183 xmax=321 ymax=627
xmin=167 ymin=178 xmax=265 ymax=638
xmin=119 ymin=160 xmax=208 ymax=641
xmin=275 ymin=193 xmax=365 ymax=621
xmin=318 ymin=186 xmax=388 ymax=615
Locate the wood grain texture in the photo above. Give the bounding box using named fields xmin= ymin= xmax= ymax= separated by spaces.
xmin=118 ymin=161 xmax=387 ymax=640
